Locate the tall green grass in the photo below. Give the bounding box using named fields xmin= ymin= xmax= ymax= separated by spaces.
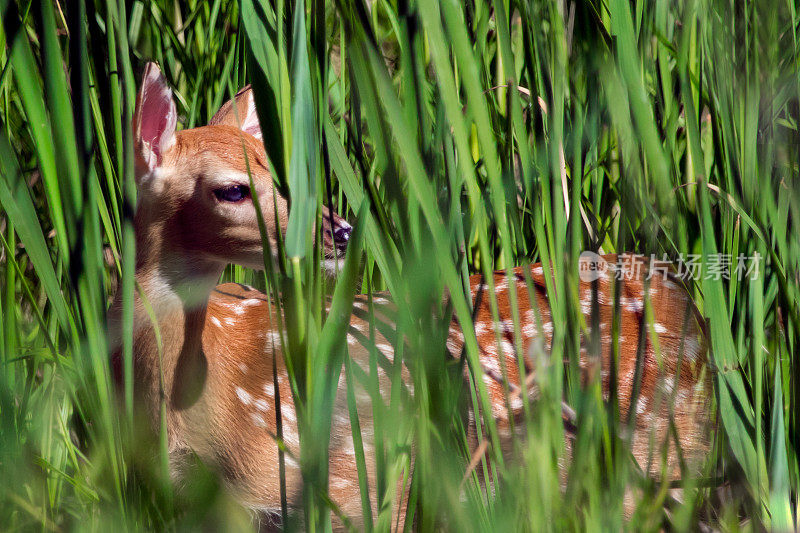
xmin=0 ymin=0 xmax=798 ymax=530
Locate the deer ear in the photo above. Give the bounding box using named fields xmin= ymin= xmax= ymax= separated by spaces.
xmin=133 ymin=62 xmax=177 ymax=175
xmin=209 ymin=85 xmax=262 ymax=141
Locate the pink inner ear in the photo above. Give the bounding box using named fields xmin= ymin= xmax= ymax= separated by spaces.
xmin=136 ymin=64 xmax=177 ymax=169
xmin=240 ymin=95 xmax=263 ymax=140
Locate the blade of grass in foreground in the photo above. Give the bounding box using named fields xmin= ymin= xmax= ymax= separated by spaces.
xmin=0 ymin=135 xmax=72 ymax=341
xmin=0 ymin=0 xmax=798 ymax=529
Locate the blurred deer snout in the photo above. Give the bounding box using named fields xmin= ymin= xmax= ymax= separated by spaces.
xmin=321 ymin=206 xmax=352 ymax=258
xmin=333 ymin=225 xmax=352 ymax=250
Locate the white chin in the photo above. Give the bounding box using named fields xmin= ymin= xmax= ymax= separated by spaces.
xmin=322 ymin=258 xmax=346 ymax=276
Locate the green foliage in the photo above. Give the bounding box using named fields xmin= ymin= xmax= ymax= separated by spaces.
xmin=0 ymin=0 xmax=798 ymax=530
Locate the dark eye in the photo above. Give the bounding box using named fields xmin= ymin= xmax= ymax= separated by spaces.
xmin=214 ymin=184 xmax=251 ymax=203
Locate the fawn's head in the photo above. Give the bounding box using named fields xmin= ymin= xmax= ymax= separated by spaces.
xmin=132 ymin=63 xmax=351 ymax=281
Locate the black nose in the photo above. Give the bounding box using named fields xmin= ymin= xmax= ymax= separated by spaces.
xmin=333 ymin=225 xmax=352 ymax=249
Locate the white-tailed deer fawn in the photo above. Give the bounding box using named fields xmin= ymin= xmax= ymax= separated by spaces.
xmin=109 ymin=63 xmax=712 ymax=529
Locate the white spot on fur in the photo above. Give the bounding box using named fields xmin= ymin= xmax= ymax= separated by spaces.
xmin=471 ymin=284 xmax=489 ymax=295
xmin=330 ymin=477 xmax=352 ymax=491
xmin=620 ymin=297 xmax=643 ymax=313
xmin=281 ymin=429 xmax=300 ymax=447
xmin=636 ymin=398 xmax=648 ymax=415
xmin=224 ymin=317 xmax=236 ymax=326
xmin=621 ymin=369 xmax=635 ymax=387
xmin=683 ymin=336 xmax=700 ymax=362
xmin=446 ymin=338 xmax=462 ymax=354
xmin=492 ymin=400 xmax=509 ymax=418
xmin=498 ymin=340 xmax=515 ymax=356
xmin=676 ymin=389 xmax=691 ymax=404
xmin=663 ymin=279 xmax=679 ymax=291
xmin=662 ymin=377 xmax=675 ymax=395
xmin=522 ymin=322 xmax=537 ymax=337
xmin=653 ymin=322 xmax=667 ymax=334
xmin=350 ymin=321 xmax=370 ymax=334
xmin=238 ymin=363 xmax=248 ymax=373
xmin=482 ymin=342 xmax=498 ymax=358
xmin=323 ymin=258 xmax=346 ymax=275
xmin=334 ymin=413 xmax=351 ymax=428
xmin=264 ymin=382 xmax=275 ymax=397
xmin=250 ymin=413 xmax=267 ymax=428
xmin=375 ymin=343 xmax=393 ymax=355
xmin=253 ymin=398 xmax=269 ymax=412
xmin=481 ymin=355 xmax=501 ymax=374
xmin=210 ymin=316 xmax=222 ymax=328
xmin=280 ymin=404 xmax=297 ymax=423
xmin=596 ymin=289 xmax=609 ymax=305
xmin=236 ymin=387 xmax=252 ymax=405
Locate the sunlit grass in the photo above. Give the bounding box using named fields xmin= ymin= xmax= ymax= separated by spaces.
xmin=0 ymin=0 xmax=798 ymax=530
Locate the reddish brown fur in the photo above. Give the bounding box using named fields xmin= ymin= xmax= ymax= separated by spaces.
xmin=453 ymin=256 xmax=711 ymax=478
xmin=209 ymin=85 xmax=255 ymax=129
xmin=113 ymin=66 xmax=713 ymax=530
xmin=117 ymin=257 xmax=711 ymax=528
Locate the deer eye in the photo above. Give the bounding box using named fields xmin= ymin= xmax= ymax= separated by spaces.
xmin=214 ymin=184 xmax=251 ymax=203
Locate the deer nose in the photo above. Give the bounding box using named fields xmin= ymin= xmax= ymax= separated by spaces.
xmin=333 ymin=224 xmax=352 ymax=250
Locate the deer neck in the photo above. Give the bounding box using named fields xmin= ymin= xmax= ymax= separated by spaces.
xmin=109 ymin=213 xmax=226 ymax=426
xmin=133 ymin=218 xmax=222 ymax=315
